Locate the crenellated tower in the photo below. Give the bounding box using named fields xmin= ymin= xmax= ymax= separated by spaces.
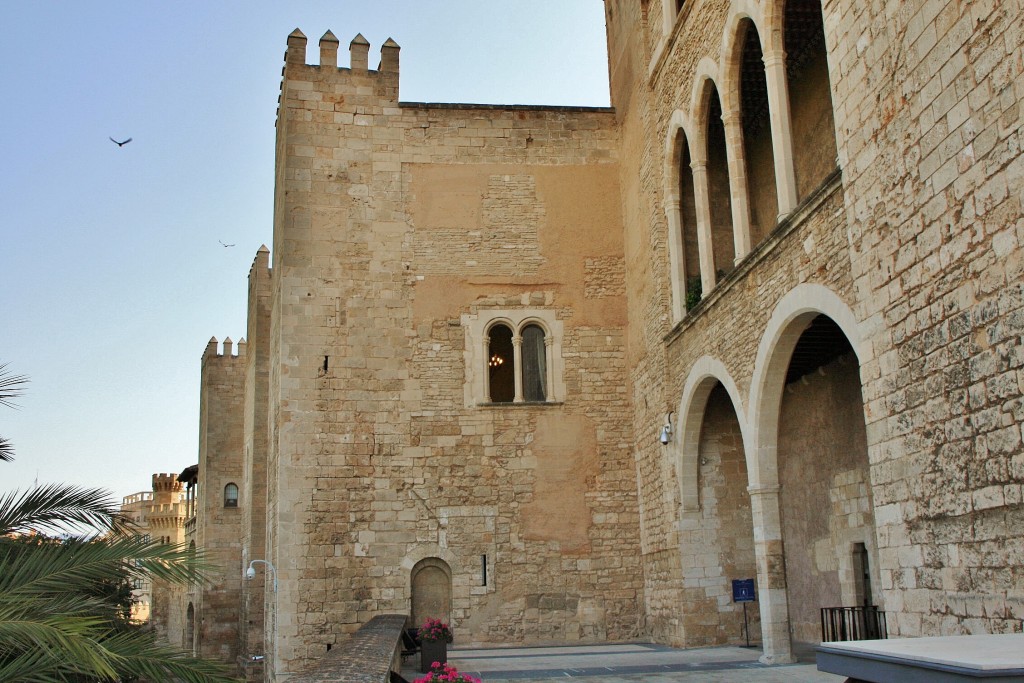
xmin=194 ymin=337 xmax=246 ymax=663
xmin=263 ymin=25 xmax=633 ymax=679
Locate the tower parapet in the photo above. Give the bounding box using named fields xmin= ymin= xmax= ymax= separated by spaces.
xmin=202 ymin=336 xmax=247 ymax=363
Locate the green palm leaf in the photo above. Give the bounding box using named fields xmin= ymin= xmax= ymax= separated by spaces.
xmin=0 ymin=484 xmax=131 ymax=536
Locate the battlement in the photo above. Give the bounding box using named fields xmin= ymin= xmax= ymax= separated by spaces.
xmin=283 ymin=28 xmax=400 ymax=74
xmin=152 ymin=473 xmax=182 ymax=492
xmin=202 ymin=336 xmax=247 ymax=362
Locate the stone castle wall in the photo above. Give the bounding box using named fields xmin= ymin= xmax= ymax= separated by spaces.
xmin=196 ymin=339 xmax=246 ymax=662
xmin=613 ymin=0 xmax=1023 ymax=659
xmin=263 ymin=31 xmax=642 ymax=674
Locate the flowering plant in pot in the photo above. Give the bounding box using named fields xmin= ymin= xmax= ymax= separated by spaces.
xmin=418 ymin=617 xmax=453 ymax=672
xmin=419 ymin=617 xmax=453 ymax=644
xmin=414 ymin=661 xmax=481 ymax=683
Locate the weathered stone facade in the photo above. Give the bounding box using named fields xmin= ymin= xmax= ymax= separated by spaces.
xmin=166 ymin=1 xmax=1024 ymax=679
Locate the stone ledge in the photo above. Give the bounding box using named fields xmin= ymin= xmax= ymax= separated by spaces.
xmin=289 ymin=614 xmax=408 ymax=683
xmin=817 ymin=634 xmax=1024 ymax=682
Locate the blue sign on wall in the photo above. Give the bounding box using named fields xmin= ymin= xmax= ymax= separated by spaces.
xmin=732 ymin=579 xmax=756 ymax=603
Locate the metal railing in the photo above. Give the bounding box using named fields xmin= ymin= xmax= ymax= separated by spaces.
xmin=820 ymin=605 xmax=887 ymax=642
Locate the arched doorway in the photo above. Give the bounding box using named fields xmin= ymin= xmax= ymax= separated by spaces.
xmin=411 ymin=558 xmax=452 ymax=629
xmin=186 ymin=602 xmax=195 ymax=653
xmin=775 ymin=315 xmax=877 ymax=645
xmin=677 ymin=375 xmax=759 ymax=648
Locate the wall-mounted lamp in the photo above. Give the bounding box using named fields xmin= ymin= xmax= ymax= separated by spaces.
xmin=659 ymin=412 xmax=673 ymax=445
xmin=245 ymin=559 xmax=278 ymax=592
xmin=245 ymin=559 xmax=284 ymax=674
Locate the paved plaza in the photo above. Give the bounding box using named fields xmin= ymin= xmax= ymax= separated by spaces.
xmin=402 ymin=643 xmax=844 ymax=682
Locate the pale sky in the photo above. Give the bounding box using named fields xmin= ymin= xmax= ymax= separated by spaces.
xmin=1 ymin=1 xmax=611 ymax=502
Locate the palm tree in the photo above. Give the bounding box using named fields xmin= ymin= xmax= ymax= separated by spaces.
xmin=0 ymin=485 xmax=238 ymax=682
xmin=0 ymin=363 xmax=28 ymax=462
xmin=0 ymin=366 xmax=237 ymax=682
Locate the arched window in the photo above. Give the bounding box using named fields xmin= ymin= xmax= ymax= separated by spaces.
xmin=488 ymin=324 xmax=515 ymax=403
xmin=521 ymin=324 xmax=547 ymax=402
xmin=785 ymin=0 xmax=838 ymax=199
xmin=223 ymin=483 xmax=238 ymax=508
xmin=704 ymin=83 xmax=736 ymax=282
xmin=466 ymin=310 xmax=565 ymax=406
xmin=738 ymin=18 xmax=779 ymax=243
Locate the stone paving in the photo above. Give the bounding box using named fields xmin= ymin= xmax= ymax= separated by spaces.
xmin=402 ymin=643 xmax=844 ymax=682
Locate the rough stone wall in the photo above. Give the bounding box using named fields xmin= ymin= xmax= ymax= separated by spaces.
xmin=826 ymin=0 xmax=1024 ymax=637
xmin=264 ymin=33 xmax=640 ymax=676
xmin=777 ymin=356 xmax=875 ymax=644
xmin=240 ymin=247 xmax=272 ymax=660
xmin=612 ymin=0 xmax=1024 ymax=655
xmin=197 ymin=339 xmax=246 ymax=662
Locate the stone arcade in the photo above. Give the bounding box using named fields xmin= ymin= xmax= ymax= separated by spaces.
xmin=156 ymin=1 xmax=1024 ymax=680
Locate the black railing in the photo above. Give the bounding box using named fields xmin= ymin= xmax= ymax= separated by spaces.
xmin=820 ymin=606 xmax=887 ymax=642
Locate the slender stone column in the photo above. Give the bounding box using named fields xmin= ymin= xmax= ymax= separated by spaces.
xmin=748 ymin=483 xmax=796 ymax=665
xmin=544 ymin=337 xmax=555 ymax=402
xmin=482 ymin=336 xmax=491 ymax=402
xmin=721 ymin=111 xmax=752 ymax=261
xmin=763 ymin=51 xmax=799 ymax=218
xmin=690 ymin=162 xmax=717 ymax=295
xmin=665 ymin=199 xmax=686 ymax=321
xmin=512 ymin=334 xmax=524 ymax=403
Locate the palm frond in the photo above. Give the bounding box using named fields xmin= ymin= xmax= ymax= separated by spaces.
xmin=0 ymin=612 xmax=119 ymax=679
xmin=0 ymin=484 xmax=131 ymax=536
xmin=0 ymin=647 xmax=66 ymax=683
xmin=0 ymin=362 xmax=28 ymax=409
xmin=0 ymin=435 xmax=13 ymax=463
xmin=0 ymin=536 xmax=210 ymax=599
xmin=96 ymin=630 xmax=239 ymax=683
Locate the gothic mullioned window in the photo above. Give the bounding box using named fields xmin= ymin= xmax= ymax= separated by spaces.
xmin=486 ymin=322 xmax=549 ymax=403
xmin=465 ymin=310 xmax=565 ymax=406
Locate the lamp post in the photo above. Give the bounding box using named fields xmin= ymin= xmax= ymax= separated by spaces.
xmin=245 ymin=559 xmax=280 ymax=676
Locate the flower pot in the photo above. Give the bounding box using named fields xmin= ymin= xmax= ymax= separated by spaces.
xmin=420 ymin=639 xmax=448 ymax=672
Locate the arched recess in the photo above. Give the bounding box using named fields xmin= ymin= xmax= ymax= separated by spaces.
xmin=674 ymin=358 xmax=758 ymax=647
xmin=410 ymin=558 xmax=453 ymax=629
xmin=783 ymin=0 xmax=838 ymax=199
xmin=665 ymin=113 xmax=704 ymax=318
xmin=186 ymin=602 xmax=196 ymax=653
xmin=725 ymin=15 xmax=779 ymax=244
xmin=695 ymin=78 xmax=737 ymax=282
xmin=676 ymin=356 xmax=748 ymax=511
xmin=748 ymin=285 xmax=878 ymax=649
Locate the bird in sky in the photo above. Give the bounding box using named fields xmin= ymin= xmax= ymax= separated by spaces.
xmin=109 ymin=136 xmax=132 ymax=147
xmin=219 ymin=240 xmax=235 ymax=248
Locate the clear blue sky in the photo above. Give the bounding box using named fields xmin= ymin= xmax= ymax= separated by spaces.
xmin=1 ymin=2 xmax=610 ymax=502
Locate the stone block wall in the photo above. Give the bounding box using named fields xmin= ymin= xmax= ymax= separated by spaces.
xmin=241 ymin=247 xmax=272 ymax=660
xmin=262 ymin=31 xmax=642 ymax=676
xmin=610 ymin=0 xmax=1024 ymax=659
xmin=197 ymin=338 xmax=246 ymax=662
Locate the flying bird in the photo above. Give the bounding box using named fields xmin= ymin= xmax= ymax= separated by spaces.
xmin=219 ymin=240 xmax=235 ymax=248
xmin=109 ymin=136 xmax=132 ymax=147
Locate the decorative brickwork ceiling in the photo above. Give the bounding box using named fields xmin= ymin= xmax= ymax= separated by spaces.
xmin=784 ymin=315 xmax=854 ymax=385
xmin=740 ymin=22 xmax=770 ymax=139
xmin=784 ymin=0 xmax=828 ymax=80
